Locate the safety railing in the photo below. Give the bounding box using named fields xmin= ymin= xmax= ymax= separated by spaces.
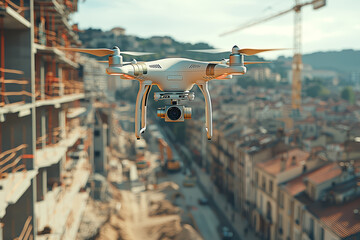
xmin=14 ymin=216 xmax=32 ymax=240
xmin=36 ymin=121 xmax=84 ymax=150
xmin=0 ymin=144 xmax=30 ymax=178
xmin=34 ymin=78 xmax=83 ymax=101
xmin=0 ymin=68 xmax=35 ymax=107
xmin=0 ymin=0 xmax=29 ymax=19
xmin=36 ymin=126 xmax=65 ymax=149
xmin=34 ymin=25 xmax=63 ymax=47
xmin=63 ymin=79 xmax=84 ymax=95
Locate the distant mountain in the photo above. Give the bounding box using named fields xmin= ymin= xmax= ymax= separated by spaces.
xmin=279 ymin=49 xmax=360 ymax=73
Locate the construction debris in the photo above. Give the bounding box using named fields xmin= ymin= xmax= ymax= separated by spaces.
xmin=77 ymin=181 xmax=203 ymax=240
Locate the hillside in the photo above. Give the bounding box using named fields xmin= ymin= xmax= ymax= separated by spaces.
xmin=280 ymin=49 xmax=360 ymax=73
xmin=78 ymin=28 xmax=262 ymax=62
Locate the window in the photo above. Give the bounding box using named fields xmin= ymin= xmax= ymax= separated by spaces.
xmin=269 ymin=180 xmax=273 ymax=194
xmin=255 ymin=171 xmax=259 ymax=186
xmin=288 ymin=199 xmax=292 ymax=216
xmin=279 ymin=192 xmax=284 ymax=208
xmin=94 ymin=129 xmax=100 ymax=136
xmin=309 ymin=218 xmax=314 ymax=239
xmin=287 ymin=220 xmax=291 ymax=238
xmin=262 ymin=176 xmax=266 ymax=190
xmin=266 ymin=201 xmax=272 ymax=221
xmin=95 ymin=151 xmax=101 ymax=157
xmin=319 ymin=227 xmax=324 ymax=240
xmin=295 ymin=205 xmax=301 ymax=224
xmin=278 ymin=214 xmax=283 ymax=235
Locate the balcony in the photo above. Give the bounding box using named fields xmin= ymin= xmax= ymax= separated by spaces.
xmin=0 ymin=0 xmax=31 ymax=29
xmin=0 ymin=144 xmax=33 ymax=178
xmin=36 ymin=156 xmax=90 ymax=239
xmin=35 ymin=125 xmax=87 ymax=168
xmin=0 ymin=170 xmax=37 ymax=218
xmin=0 ymin=68 xmax=34 ymax=111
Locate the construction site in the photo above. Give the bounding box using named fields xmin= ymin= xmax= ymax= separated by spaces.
xmin=0 ymin=0 xmax=100 ymax=239
xmin=2 ymin=0 xmax=360 ymax=240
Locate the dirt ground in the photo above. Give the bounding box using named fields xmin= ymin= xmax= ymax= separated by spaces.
xmin=77 ymin=181 xmax=203 ymax=240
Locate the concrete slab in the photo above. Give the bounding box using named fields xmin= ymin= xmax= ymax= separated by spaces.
xmin=0 ymin=6 xmax=31 ymax=29
xmin=34 ymin=93 xmax=85 ymax=107
xmin=0 ymin=103 xmax=34 ymax=116
xmin=37 ymin=157 xmax=90 ymax=239
xmin=35 ymin=146 xmax=67 ymax=168
xmin=34 ymin=44 xmax=79 ymax=68
xmin=0 ymin=170 xmax=37 ymax=218
xmin=62 ymin=126 xmax=86 ymax=148
xmin=66 ymin=107 xmax=86 ymax=119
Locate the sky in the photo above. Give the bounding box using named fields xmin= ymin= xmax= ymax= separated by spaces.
xmin=72 ymin=0 xmax=360 ymax=59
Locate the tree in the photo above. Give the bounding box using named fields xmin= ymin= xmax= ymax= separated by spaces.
xmin=306 ymin=84 xmax=321 ymax=97
xmin=341 ymin=86 xmax=355 ymax=104
xmin=305 ymin=83 xmax=330 ymax=98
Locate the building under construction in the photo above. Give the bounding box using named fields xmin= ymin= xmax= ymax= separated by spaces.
xmin=0 ymin=0 xmax=107 ymax=239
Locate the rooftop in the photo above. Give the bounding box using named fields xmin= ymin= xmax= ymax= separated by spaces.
xmin=307 ymin=198 xmax=360 ymax=238
xmin=256 ymin=148 xmax=309 ymax=176
xmin=305 ymin=162 xmax=342 ymax=185
xmin=283 ymin=162 xmax=339 ymax=196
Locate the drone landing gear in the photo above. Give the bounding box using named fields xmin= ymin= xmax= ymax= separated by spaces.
xmin=135 ymin=81 xmax=152 ymax=140
xmin=197 ymin=82 xmax=213 ymax=140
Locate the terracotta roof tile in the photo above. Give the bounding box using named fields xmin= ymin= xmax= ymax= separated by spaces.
xmin=257 ymin=148 xmax=309 ymax=176
xmin=306 ymin=162 xmax=342 ymax=184
xmin=284 ymin=163 xmax=339 ymax=196
xmin=308 ymin=198 xmax=360 ymax=238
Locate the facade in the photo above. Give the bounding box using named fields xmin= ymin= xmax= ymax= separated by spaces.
xmin=185 ymin=81 xmax=360 ymax=240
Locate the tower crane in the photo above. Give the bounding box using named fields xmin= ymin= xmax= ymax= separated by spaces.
xmin=220 ymin=0 xmax=326 ymax=116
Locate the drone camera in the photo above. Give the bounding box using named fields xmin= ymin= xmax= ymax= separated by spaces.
xmin=157 ymin=105 xmax=191 ymax=122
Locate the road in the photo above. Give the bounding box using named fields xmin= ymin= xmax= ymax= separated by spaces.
xmin=159 ymin=171 xmax=221 ymax=240
xmin=145 ymin=123 xmax=222 ymax=240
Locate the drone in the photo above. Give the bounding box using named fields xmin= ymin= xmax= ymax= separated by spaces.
xmin=62 ymin=46 xmax=284 ymax=140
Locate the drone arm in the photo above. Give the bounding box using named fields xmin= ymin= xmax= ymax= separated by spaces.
xmin=141 ymin=85 xmax=152 ymax=131
xmin=135 ymin=81 xmax=152 ymax=139
xmin=197 ymin=82 xmax=213 ymax=140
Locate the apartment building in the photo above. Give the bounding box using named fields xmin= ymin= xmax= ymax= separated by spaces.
xmin=0 ymin=0 xmax=99 ymax=239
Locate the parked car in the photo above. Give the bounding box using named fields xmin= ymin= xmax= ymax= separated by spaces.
xmin=221 ymin=226 xmax=234 ymax=240
xmin=182 ymin=177 xmax=195 ymax=187
xmin=198 ymin=197 xmax=209 ymax=205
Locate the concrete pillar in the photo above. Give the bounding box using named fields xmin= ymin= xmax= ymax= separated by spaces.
xmin=40 ymin=58 xmax=45 ymax=99
xmin=41 ymin=108 xmax=46 ymax=148
xmin=59 ymin=67 xmax=64 ymax=96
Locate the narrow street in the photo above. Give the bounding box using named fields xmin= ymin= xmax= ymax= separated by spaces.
xmin=146 ymin=123 xmax=222 ymax=240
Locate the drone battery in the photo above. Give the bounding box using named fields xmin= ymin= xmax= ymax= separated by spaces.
xmin=154 ymin=92 xmax=195 ymax=101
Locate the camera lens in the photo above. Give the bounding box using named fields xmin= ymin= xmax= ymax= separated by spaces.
xmin=167 ymin=106 xmax=182 ymax=121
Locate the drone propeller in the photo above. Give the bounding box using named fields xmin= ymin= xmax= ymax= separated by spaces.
xmin=209 ymin=60 xmax=270 ymax=65
xmin=188 ymin=48 xmax=229 ymax=54
xmin=244 ymin=61 xmax=270 ymax=65
xmin=97 ymin=60 xmax=131 ymax=64
xmin=188 ymin=47 xmax=287 ymax=56
xmin=59 ymin=47 xmax=154 ymax=57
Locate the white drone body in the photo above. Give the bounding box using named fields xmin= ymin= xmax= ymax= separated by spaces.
xmin=62 ymin=45 xmax=282 ymax=140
